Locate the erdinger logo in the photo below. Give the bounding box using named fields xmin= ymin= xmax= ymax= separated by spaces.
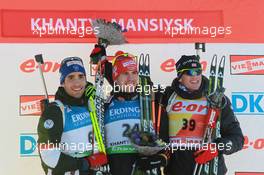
xmin=20 ymin=95 xmax=55 ymax=116
xmin=20 ymin=58 xmax=60 ymax=73
xmin=230 ymin=55 xmax=264 ymax=75
xmin=110 ymin=107 xmax=140 ymax=116
xmin=232 ymin=92 xmax=264 ymax=115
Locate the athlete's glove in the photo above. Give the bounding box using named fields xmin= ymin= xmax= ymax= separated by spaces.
xmin=80 ymin=152 xmax=108 ymax=171
xmin=194 ymin=143 xmax=218 ymax=164
xmin=136 ymin=154 xmax=167 ymax=171
xmin=90 ymin=44 xmax=106 ymax=64
xmin=85 ymin=84 xmax=96 ymax=100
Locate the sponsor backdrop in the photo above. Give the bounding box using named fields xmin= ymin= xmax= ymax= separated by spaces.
xmin=0 ymin=43 xmax=264 ymax=175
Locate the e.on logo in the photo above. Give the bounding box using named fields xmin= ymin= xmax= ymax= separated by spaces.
xmin=160 ymin=58 xmax=207 ymax=72
xmin=20 ymin=58 xmax=60 ymax=73
xmin=171 ymin=101 xmax=208 ymax=114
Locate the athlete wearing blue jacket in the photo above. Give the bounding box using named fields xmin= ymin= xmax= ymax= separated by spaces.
xmin=37 ymin=57 xmax=107 ymax=175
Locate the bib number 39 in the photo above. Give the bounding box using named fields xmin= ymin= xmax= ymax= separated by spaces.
xmin=182 ymin=119 xmax=196 ymax=131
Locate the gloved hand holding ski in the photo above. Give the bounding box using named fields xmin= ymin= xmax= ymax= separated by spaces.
xmin=194 ymin=143 xmax=219 ymax=164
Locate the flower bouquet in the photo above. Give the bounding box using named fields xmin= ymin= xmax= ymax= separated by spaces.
xmin=128 ymin=131 xmax=166 ymax=156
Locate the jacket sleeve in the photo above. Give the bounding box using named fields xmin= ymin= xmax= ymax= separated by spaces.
xmin=37 ymin=103 xmax=82 ymax=174
xmin=219 ymin=96 xmax=244 ymax=155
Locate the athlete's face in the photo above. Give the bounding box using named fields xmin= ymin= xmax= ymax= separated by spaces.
xmin=115 ymin=70 xmax=138 ymax=93
xmin=179 ymin=73 xmax=202 ymax=92
xmin=62 ymin=72 xmax=86 ymax=98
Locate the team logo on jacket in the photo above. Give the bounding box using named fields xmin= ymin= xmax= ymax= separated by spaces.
xmin=44 ymin=119 xmax=54 ymax=129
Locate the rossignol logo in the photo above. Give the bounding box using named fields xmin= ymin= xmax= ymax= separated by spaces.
xmin=232 ymin=92 xmax=264 ymax=115
xmin=171 ymin=100 xmax=208 ymax=114
xmin=20 ymin=59 xmax=60 ymax=73
xmin=160 ymin=58 xmax=207 ymax=72
xmin=230 ymin=55 xmax=264 ymax=75
xmin=20 ymin=95 xmax=55 ymax=116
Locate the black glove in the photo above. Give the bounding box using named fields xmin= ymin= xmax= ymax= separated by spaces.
xmin=136 ymin=154 xmax=167 ymax=171
xmin=90 ymin=44 xmax=106 ymax=64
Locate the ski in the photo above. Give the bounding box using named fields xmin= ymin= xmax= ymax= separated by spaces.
xmin=193 ymin=55 xmax=226 ymax=175
xmin=138 ymin=53 xmax=154 ymax=133
xmin=208 ymin=55 xmax=225 ymax=175
xmin=137 ymin=53 xmax=159 ymax=175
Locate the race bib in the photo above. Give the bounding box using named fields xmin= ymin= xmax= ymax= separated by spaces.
xmin=105 ymin=99 xmax=140 ymax=154
xmin=168 ymin=96 xmax=209 ymax=148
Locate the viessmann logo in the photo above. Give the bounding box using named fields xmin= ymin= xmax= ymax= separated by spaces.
xmin=20 ymin=95 xmax=55 ymax=116
xmin=230 ymin=55 xmax=264 ymax=75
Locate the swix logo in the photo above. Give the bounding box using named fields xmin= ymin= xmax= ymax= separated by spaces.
xmin=20 ymin=95 xmax=55 ymax=116
xmin=20 ymin=59 xmax=60 ymax=73
xmin=232 ymin=92 xmax=264 ymax=115
xmin=230 ymin=55 xmax=264 ymax=75
xmin=20 ymin=133 xmax=38 ymax=157
xmin=160 ymin=58 xmax=207 ymax=72
xmin=171 ymin=100 xmax=208 ymax=114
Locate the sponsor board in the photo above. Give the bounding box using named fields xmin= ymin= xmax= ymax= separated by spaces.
xmin=20 ymin=58 xmax=60 ymax=73
xmin=230 ymin=55 xmax=264 ymax=75
xmin=2 ymin=10 xmax=224 ymax=38
xmin=243 ymin=136 xmax=264 ymax=150
xmin=20 ymin=95 xmax=55 ymax=116
xmin=232 ymin=92 xmax=264 ymax=115
xmin=20 ymin=133 xmax=38 ymax=157
xmin=160 ymin=58 xmax=207 ymax=72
